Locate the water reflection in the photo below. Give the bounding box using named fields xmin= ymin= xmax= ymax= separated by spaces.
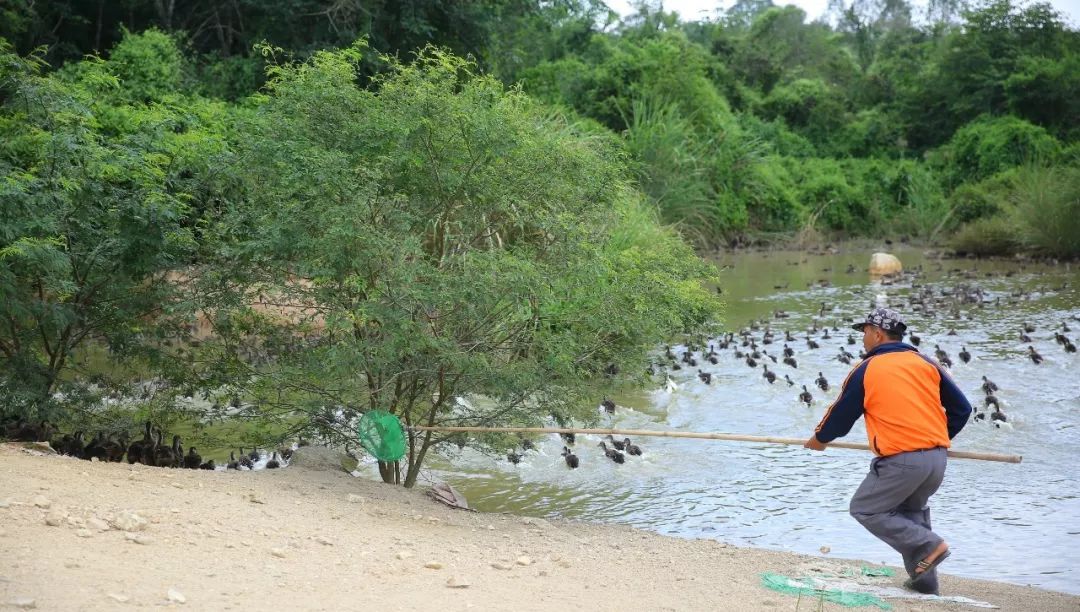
xmin=423 ymin=247 xmax=1080 ymax=594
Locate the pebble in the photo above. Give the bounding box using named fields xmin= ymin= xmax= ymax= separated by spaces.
xmin=124 ymin=533 xmax=152 ymax=545
xmin=88 ymin=518 xmax=110 ymax=531
xmin=347 ymin=494 xmax=364 ymax=504
xmin=0 ymin=500 xmax=10 ymax=508
xmin=107 ymin=593 xmax=130 ymax=603
xmin=63 ymin=561 xmax=80 ymax=569
xmin=32 ymin=496 xmax=51 ymax=509
xmin=8 ymin=597 xmax=35 ymax=609
xmin=315 ymin=536 xmax=333 ymax=546
xmin=111 ymin=511 xmax=148 ymax=532
xmin=486 ymin=525 xmax=495 ymax=531
xmin=819 ymin=546 xmax=831 ymax=554
xmin=75 ymin=529 xmax=93 ymax=538
xmin=271 ymin=548 xmax=287 ymax=558
xmin=424 ymin=562 xmax=443 ymax=570
xmin=44 ymin=511 xmax=66 ymax=527
xmin=166 ymin=588 xmax=186 ymax=604
xmin=515 ymin=556 xmax=533 ymax=566
xmin=490 ymin=562 xmax=512 ymax=571
xmin=396 ymin=551 xmax=412 ymax=560
xmin=446 ymin=577 xmax=470 ymax=589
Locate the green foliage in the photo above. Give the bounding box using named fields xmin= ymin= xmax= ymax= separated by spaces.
xmin=761 ymin=78 xmax=849 ymax=149
xmin=105 ymin=29 xmax=185 ymax=103
xmin=935 ymin=115 xmax=1061 ymax=185
xmin=206 ymin=46 xmax=720 ymax=486
xmin=1009 ymin=165 xmax=1080 ymax=257
xmin=0 ymin=35 xmax=231 ymax=422
xmin=949 ymin=215 xmax=1019 ymax=256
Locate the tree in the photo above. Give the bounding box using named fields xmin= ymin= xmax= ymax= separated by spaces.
xmin=0 ymin=33 xmax=231 ymax=420
xmin=206 ymin=45 xmax=720 ymax=487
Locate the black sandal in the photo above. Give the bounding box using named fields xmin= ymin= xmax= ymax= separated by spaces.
xmin=904 ymin=549 xmax=951 ymax=588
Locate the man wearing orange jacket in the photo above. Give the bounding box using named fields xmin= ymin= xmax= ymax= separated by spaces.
xmin=804 ymin=307 xmax=972 ymax=595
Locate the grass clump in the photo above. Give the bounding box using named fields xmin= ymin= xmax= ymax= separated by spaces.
xmin=950 ymin=216 xmax=1018 ymax=257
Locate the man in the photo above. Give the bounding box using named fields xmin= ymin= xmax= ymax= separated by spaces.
xmin=803 ymin=307 xmax=972 ymax=595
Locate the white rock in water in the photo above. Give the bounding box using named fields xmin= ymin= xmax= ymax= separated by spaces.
xmin=166 ymin=588 xmax=186 ymax=604
xmin=869 ymin=252 xmax=902 ymax=276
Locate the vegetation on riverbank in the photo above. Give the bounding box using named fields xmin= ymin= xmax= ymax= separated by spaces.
xmin=2 ymin=0 xmax=1078 ymax=483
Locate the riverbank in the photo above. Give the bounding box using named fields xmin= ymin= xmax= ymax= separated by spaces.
xmin=0 ymin=444 xmax=1075 ymax=611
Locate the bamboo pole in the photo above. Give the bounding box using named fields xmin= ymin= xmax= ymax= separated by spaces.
xmin=407 ymin=425 xmax=1022 ymax=463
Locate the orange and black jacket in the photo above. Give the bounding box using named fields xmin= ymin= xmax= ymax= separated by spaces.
xmin=814 ymin=342 xmax=972 ymax=456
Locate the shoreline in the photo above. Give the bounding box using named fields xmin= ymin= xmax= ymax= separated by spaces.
xmin=1 ymin=443 xmax=1076 ymax=611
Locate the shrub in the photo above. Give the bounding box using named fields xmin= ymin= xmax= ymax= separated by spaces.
xmin=936 ymin=115 xmax=1062 ymax=186
xmin=949 ymin=216 xmax=1018 ymax=257
xmin=1010 ymin=165 xmax=1080 ymax=258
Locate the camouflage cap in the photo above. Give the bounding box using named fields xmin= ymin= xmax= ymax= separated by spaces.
xmin=852 ymin=307 xmax=907 ymax=334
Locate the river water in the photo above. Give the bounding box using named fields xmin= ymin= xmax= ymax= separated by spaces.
xmin=418 ymin=246 xmax=1080 ymax=595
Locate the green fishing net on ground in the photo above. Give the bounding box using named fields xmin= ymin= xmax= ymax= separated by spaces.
xmin=761 ymin=573 xmax=892 ymax=609
xmin=357 ymin=410 xmax=406 ymax=462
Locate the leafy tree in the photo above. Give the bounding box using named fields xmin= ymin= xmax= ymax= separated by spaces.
xmin=0 ymin=33 xmax=231 ymax=421
xmin=206 ymin=45 xmax=720 ymax=487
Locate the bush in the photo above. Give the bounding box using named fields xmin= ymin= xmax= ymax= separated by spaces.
xmin=1010 ymin=165 xmax=1080 ymax=258
xmin=935 ymin=115 xmax=1062 ymax=186
xmin=949 ymin=216 xmax=1018 ymax=257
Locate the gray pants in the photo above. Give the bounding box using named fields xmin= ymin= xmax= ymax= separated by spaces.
xmin=849 ymin=447 xmax=947 ymax=594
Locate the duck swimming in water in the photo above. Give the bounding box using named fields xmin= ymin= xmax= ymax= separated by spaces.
xmin=561 ymin=446 xmax=579 ymax=469
xmin=981 ymin=375 xmax=999 ymax=394
xmin=622 ymin=438 xmax=642 ymax=456
xmin=599 ymin=442 xmax=625 ymax=464
xmin=762 ymin=364 xmax=776 ymax=384
xmin=1028 ymin=346 xmax=1043 ymax=364
xmin=815 ymin=372 xmax=829 ymax=392
xmin=959 ymin=346 xmax=971 ymax=364
xmin=799 ymin=385 xmax=813 ymax=406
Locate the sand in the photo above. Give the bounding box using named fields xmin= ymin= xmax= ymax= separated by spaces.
xmin=0 ymin=443 xmax=1075 ymax=611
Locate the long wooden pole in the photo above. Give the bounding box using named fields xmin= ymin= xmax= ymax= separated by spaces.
xmin=407 ymin=425 xmax=1022 ymax=463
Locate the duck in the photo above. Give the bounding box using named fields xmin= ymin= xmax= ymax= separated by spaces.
xmin=606 ymin=435 xmax=626 ymax=451
xmin=248 ymin=447 xmax=261 ymax=462
xmin=83 ymin=432 xmax=108 ymax=461
xmin=622 ymin=438 xmax=642 ymax=456
xmin=600 ymin=398 xmax=616 ymax=414
xmin=598 ymin=442 xmax=625 ymax=464
xmin=805 ymin=336 xmax=820 ymax=350
xmin=664 ymin=376 xmax=678 ymax=393
xmin=1028 ymin=346 xmax=1043 ymax=364
xmin=762 ymin=364 xmax=776 ymax=384
xmin=561 ymin=446 xmax=579 ymax=469
xmin=1019 ymin=329 xmax=1032 ymax=343
xmin=238 ymin=448 xmax=254 ymax=470
xmin=784 ymin=374 xmax=795 ymax=387
xmin=227 ymin=451 xmax=240 ymax=470
xmin=155 ymin=433 xmax=180 ymax=468
xmin=745 ymin=355 xmax=757 ymax=368
xmin=560 ymin=432 xmax=576 ymax=445
xmin=934 ymin=345 xmax=952 ymax=368
xmin=266 ymin=452 xmax=280 ymax=469
xmin=183 ymin=447 xmax=202 ymax=469
xmin=140 ymin=429 xmax=160 ymax=466
xmin=782 ymin=344 xmax=794 ymax=358
xmin=799 ymin=385 xmax=813 ymax=406
xmin=991 ymin=408 xmax=1008 ymax=424
xmin=959 ymin=346 xmax=971 ymax=364
xmin=127 ymin=421 xmax=152 ymax=464
xmin=909 ymin=333 xmax=921 ymax=347
xmin=698 ymin=370 xmax=713 ymax=384
xmin=984 ymin=394 xmax=1000 ymax=409
xmin=981 ymin=375 xmax=999 ymax=394
xmin=103 ymin=433 xmax=127 ymax=462
xmin=199 ymin=460 xmax=216 ymax=470
xmin=783 ymin=355 xmax=797 ymax=369
xmin=815 ymin=372 xmax=829 ymax=392
xmin=506 ymin=450 xmax=523 ymax=464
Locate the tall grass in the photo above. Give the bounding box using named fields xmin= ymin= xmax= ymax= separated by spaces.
xmin=1010 ymin=165 xmax=1080 ymax=258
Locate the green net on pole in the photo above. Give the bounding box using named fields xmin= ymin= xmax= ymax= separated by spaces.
xmin=760 ymin=573 xmax=891 ymax=609
xmin=357 ymin=410 xmax=406 ymax=462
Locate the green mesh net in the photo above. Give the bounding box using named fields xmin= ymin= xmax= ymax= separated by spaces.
xmin=357 ymin=410 xmax=406 ymax=462
xmin=761 ymin=573 xmax=891 ymax=609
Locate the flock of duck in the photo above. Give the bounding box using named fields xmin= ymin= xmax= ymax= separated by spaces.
xmin=651 ymin=263 xmax=1076 ymax=430
xmin=506 ymin=429 xmax=644 ymax=469
xmin=2 ymin=419 xmax=293 ymax=471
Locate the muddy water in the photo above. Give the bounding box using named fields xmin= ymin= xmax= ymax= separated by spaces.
xmin=422 ymin=246 xmax=1080 ymax=594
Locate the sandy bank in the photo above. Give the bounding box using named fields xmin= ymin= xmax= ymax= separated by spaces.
xmin=0 ymin=443 xmax=1074 ymax=611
